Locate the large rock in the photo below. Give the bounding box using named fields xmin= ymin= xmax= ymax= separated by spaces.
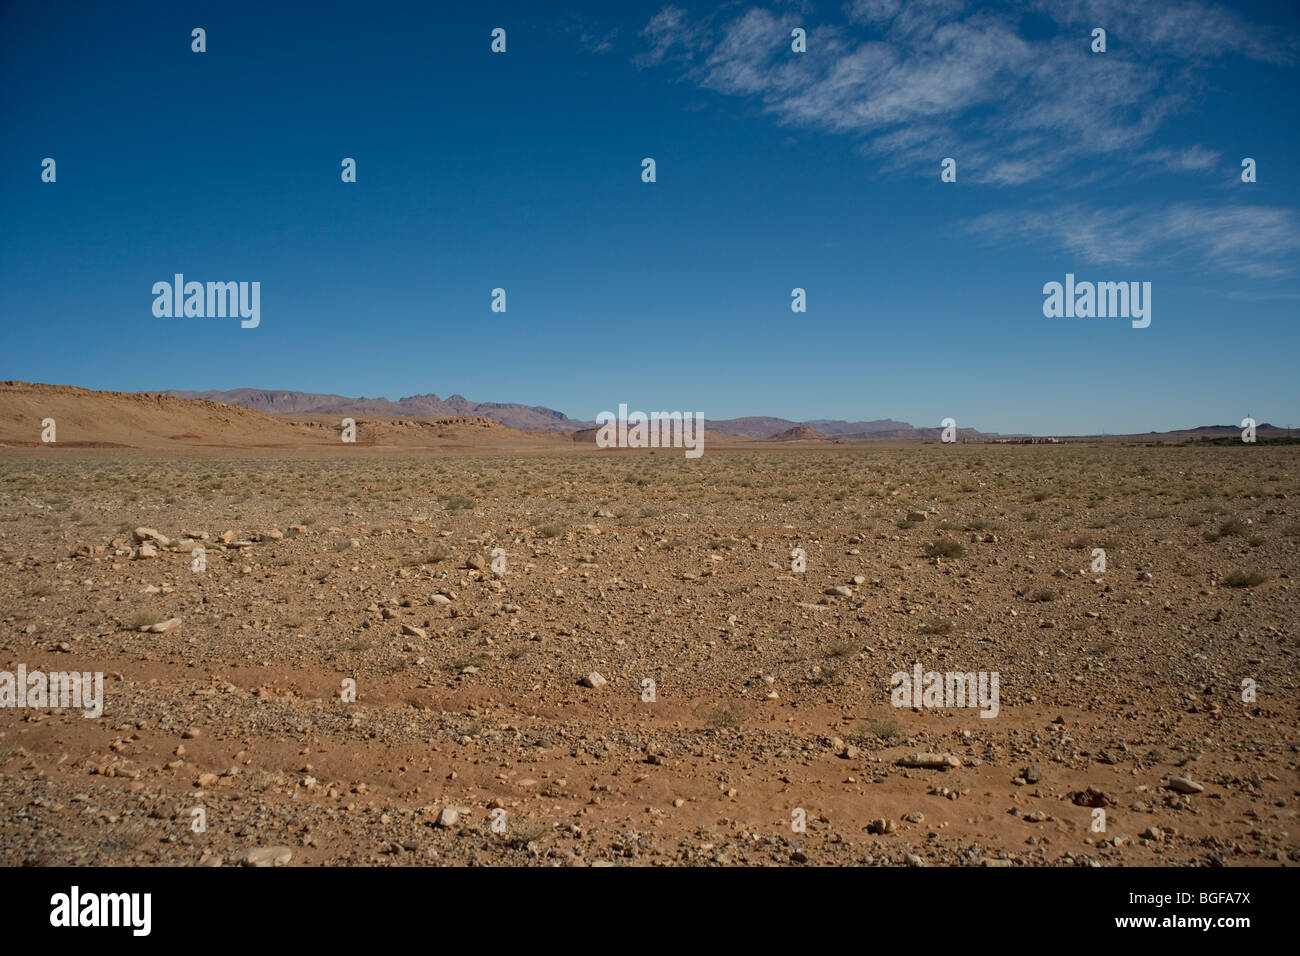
xmin=1167 ymin=776 xmax=1204 ymax=794
xmin=896 ymin=753 xmax=961 ymax=770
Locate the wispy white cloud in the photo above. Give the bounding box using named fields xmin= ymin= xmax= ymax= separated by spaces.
xmin=1030 ymin=0 xmax=1295 ymax=64
xmin=637 ymin=5 xmax=710 ymax=67
xmin=1137 ymin=145 xmax=1223 ymax=173
xmin=558 ymin=14 xmax=622 ymax=55
xmin=636 ymin=2 xmax=1291 ymax=185
xmin=580 ymin=31 xmax=619 ymax=54
xmin=966 ymin=203 xmax=1300 ymax=278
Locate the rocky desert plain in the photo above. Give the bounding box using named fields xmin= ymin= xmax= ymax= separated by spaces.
xmin=0 ymin=382 xmax=1296 ymax=867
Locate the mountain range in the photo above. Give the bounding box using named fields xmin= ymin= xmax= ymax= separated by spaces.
xmin=161 ymin=389 xmax=935 ymax=439
xmin=154 ymin=387 xmax=1292 ymax=442
xmin=163 ymin=388 xmax=577 ymax=433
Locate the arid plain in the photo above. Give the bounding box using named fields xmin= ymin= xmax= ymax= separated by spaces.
xmin=1 ymin=386 xmax=1296 ymax=866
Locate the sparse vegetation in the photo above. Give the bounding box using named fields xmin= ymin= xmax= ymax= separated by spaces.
xmin=705 ymin=705 xmax=747 ymax=730
xmin=924 ymin=538 xmax=966 ymax=558
xmin=1224 ymin=570 xmax=1268 ymax=588
xmin=1205 ymin=518 xmax=1250 ymax=541
xmin=865 ymin=716 xmax=902 ymax=741
xmin=0 ymin=438 xmax=1294 ymax=868
xmin=125 ymin=609 xmax=165 ymax=629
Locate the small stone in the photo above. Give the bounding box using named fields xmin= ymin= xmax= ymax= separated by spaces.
xmin=142 ymin=617 xmax=181 ymax=634
xmin=581 ymin=672 xmax=607 ymax=688
xmin=897 ymin=753 xmax=961 ymax=770
xmin=1069 ymin=786 xmax=1113 ymax=808
xmin=401 ymin=624 xmax=427 ymax=639
xmin=436 ymin=808 xmax=459 ymax=828
xmin=1167 ymin=776 xmax=1204 ymax=794
xmin=239 ymin=845 xmax=293 ymax=867
xmin=824 ymin=585 xmax=853 ymax=597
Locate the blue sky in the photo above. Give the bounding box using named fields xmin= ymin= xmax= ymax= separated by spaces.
xmin=2 ymin=0 xmax=1297 ymax=434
